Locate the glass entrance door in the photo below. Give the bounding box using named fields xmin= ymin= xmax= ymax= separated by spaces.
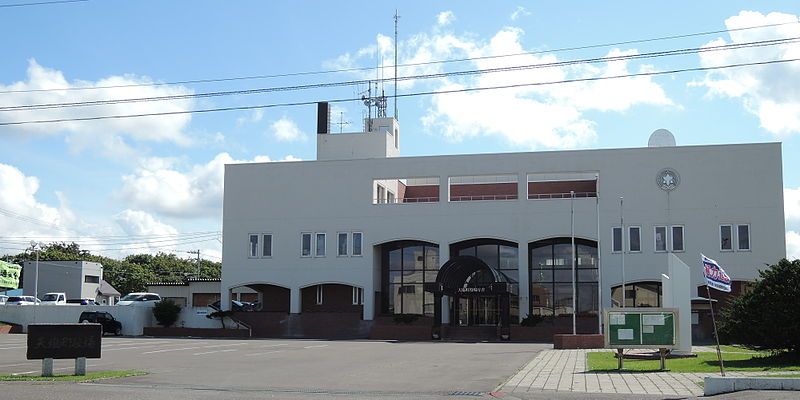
xmin=471 ymin=296 xmax=499 ymax=326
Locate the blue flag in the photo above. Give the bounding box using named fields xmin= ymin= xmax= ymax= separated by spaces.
xmin=701 ymin=254 xmax=732 ymax=293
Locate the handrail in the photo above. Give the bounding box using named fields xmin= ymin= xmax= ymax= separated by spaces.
xmin=528 ymin=192 xmax=597 ymax=199
xmin=450 ymin=194 xmax=518 ymax=201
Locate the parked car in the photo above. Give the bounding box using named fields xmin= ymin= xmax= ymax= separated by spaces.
xmin=6 ymin=296 xmax=40 ymax=305
xmin=79 ymin=311 xmax=122 ymax=335
xmin=116 ymin=292 xmax=161 ymax=306
xmin=0 ymin=295 xmax=8 ymax=304
xmin=66 ymin=298 xmax=98 ymax=305
xmin=209 ymin=300 xmax=258 ymax=312
xmin=40 ymin=292 xmax=67 ymax=305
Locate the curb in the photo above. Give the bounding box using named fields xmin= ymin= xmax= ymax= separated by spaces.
xmin=704 ymin=377 xmax=800 ymax=396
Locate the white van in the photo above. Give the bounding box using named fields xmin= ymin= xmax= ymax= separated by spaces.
xmin=40 ymin=292 xmax=67 ymax=305
xmin=116 ymin=292 xmax=161 ymax=306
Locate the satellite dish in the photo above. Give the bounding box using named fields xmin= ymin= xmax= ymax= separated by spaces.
xmin=648 ymin=129 xmax=676 ymax=147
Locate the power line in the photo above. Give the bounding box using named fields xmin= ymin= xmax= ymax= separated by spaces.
xmin=0 ymin=0 xmax=87 ymax=8
xmin=1 ymin=57 xmax=798 ymax=127
xmin=2 ymin=36 xmax=797 ymax=112
xmin=0 ymin=233 xmax=220 ymax=246
xmin=0 ymin=19 xmax=796 ymax=95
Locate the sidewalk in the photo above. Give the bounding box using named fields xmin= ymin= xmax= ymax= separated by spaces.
xmin=499 ymin=348 xmax=784 ymax=397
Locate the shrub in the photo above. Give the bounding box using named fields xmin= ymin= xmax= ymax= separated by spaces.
xmin=719 ymin=259 xmax=800 ymax=357
xmin=152 ymin=299 xmax=182 ymax=327
xmin=392 ymin=314 xmax=420 ymax=324
xmin=520 ymin=314 xmax=547 ymax=327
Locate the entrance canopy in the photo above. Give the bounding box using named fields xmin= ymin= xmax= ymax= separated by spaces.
xmin=424 ymin=255 xmax=517 ymax=297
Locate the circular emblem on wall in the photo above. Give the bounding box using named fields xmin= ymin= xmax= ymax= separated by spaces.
xmin=656 ymin=168 xmax=680 ymax=191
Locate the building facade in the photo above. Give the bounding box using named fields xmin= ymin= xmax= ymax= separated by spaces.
xmin=22 ymin=260 xmax=119 ymax=305
xmin=221 ymin=106 xmax=786 ymax=339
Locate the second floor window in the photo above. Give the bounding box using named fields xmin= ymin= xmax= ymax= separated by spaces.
xmin=720 ymin=225 xmax=733 ymax=251
xmin=612 ymin=227 xmax=622 ymax=253
xmin=671 ymin=226 xmax=684 ymax=252
xmin=338 ymin=233 xmax=348 ymax=256
xmin=352 ymin=232 xmax=363 ymax=256
xmin=249 ymin=234 xmax=259 ymax=258
xmin=315 ymin=233 xmax=326 ymax=257
xmin=628 ymin=226 xmax=641 ymax=252
xmin=262 ymin=234 xmax=273 ymax=257
xmin=737 ymin=224 xmax=750 ymax=251
xmin=654 ymin=226 xmax=667 ymax=252
xmin=301 ymin=233 xmax=312 ymax=257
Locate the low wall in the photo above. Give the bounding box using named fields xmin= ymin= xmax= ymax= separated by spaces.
xmin=0 ymin=304 xmax=154 ymax=336
xmin=143 ymin=327 xmax=249 ymax=337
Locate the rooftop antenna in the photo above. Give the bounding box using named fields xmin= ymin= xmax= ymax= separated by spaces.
xmin=394 ymin=10 xmax=400 ymax=120
xmin=333 ymin=111 xmax=351 ymax=133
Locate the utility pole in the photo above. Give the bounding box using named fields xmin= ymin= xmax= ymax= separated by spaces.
xmin=187 ymin=250 xmax=201 ymax=279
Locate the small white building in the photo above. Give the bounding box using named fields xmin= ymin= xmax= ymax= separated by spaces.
xmin=23 ymin=260 xmax=120 ymax=305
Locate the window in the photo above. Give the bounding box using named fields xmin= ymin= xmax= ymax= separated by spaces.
xmin=315 ymin=285 xmax=323 ymax=305
xmin=315 ymin=233 xmax=326 ymax=257
xmin=612 ymin=227 xmax=622 ymax=253
xmin=671 ymin=225 xmax=684 ymax=252
xmin=262 ymin=234 xmax=272 ymax=257
xmin=84 ymin=275 xmax=100 ymax=284
xmin=249 ymin=234 xmax=259 ymax=258
xmin=654 ymin=226 xmax=667 ymax=252
xmin=628 ymin=226 xmax=641 ymax=252
xmin=301 ymin=233 xmax=312 ymax=257
xmin=337 ymin=232 xmax=348 ymax=256
xmin=352 ymin=287 xmax=364 ymax=305
xmin=352 ymin=232 xmax=363 ymax=256
xmin=720 ymin=225 xmax=733 ymax=251
xmin=377 ymin=185 xmax=386 ymax=204
xmin=737 ymin=224 xmax=750 ymax=251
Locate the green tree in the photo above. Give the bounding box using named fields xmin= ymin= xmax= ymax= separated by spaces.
xmin=153 ymin=299 xmax=182 ymax=327
xmin=719 ymin=259 xmax=800 ymax=357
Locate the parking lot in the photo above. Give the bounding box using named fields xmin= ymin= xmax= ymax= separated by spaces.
xmin=0 ymin=334 xmax=546 ymax=399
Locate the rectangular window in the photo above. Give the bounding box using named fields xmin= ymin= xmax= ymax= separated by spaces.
xmin=316 ymin=285 xmax=323 ymax=305
xmin=352 ymin=232 xmax=363 ymax=256
xmin=737 ymin=224 xmax=750 ymax=251
xmin=720 ymin=225 xmax=733 ymax=251
xmin=262 ymin=234 xmax=272 ymax=257
xmin=84 ymin=275 xmax=100 ymax=284
xmin=612 ymin=227 xmax=622 ymax=253
xmin=301 ymin=233 xmax=312 ymax=257
xmin=654 ymin=226 xmax=667 ymax=252
xmin=249 ymin=234 xmax=259 ymax=258
xmin=337 ymin=232 xmax=348 ymax=256
xmin=315 ymin=233 xmax=326 ymax=257
xmin=628 ymin=226 xmax=641 ymax=252
xmin=671 ymin=226 xmax=684 ymax=252
xmin=352 ymin=287 xmax=364 ymax=305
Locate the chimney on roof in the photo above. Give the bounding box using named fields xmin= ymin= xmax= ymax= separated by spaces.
xmin=317 ymin=102 xmax=330 ymax=134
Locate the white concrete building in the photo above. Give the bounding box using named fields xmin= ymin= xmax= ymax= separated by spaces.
xmin=221 ymin=104 xmax=785 ymax=339
xmin=22 ymin=260 xmax=120 ymax=305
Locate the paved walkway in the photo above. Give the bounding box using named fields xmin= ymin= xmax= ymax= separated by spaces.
xmin=499 ymin=348 xmax=785 ymax=397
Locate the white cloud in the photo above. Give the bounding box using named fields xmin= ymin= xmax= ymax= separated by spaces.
xmin=510 ymin=6 xmax=531 ymax=21
xmin=0 ymin=163 xmax=69 ymax=238
xmin=236 ymin=109 xmax=263 ymax=127
xmin=691 ymin=11 xmax=800 ymax=136
xmin=329 ymin=23 xmax=673 ymax=150
xmin=787 ymin=231 xmax=800 ymax=261
xmin=119 ymin=152 xmax=298 ymax=218
xmin=113 ymin=209 xmax=181 ymax=256
xmin=271 ymin=117 xmax=307 ymax=142
xmin=785 ymin=186 xmax=800 ymax=229
xmin=0 ymin=59 xmax=195 ymax=156
xmin=437 ymin=11 xmax=455 ymax=26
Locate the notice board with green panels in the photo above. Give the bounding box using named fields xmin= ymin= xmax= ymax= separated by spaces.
xmin=605 ymin=308 xmax=678 ymax=349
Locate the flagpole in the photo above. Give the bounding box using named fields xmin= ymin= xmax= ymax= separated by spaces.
xmin=595 ymin=174 xmax=602 ymax=334
xmin=620 ymin=197 xmax=626 ymax=308
xmin=706 ymin=284 xmax=725 ymax=376
xmin=571 ymin=190 xmax=576 ymax=335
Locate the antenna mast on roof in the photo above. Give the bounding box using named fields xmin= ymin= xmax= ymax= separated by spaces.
xmin=394 ymin=10 xmax=400 ymax=120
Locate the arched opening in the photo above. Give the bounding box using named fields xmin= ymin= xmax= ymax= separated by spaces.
xmin=450 ymin=238 xmax=520 ymax=324
xmin=610 ymin=281 xmax=662 ymax=308
xmin=228 ymin=283 xmax=290 ymax=313
xmin=529 ymin=238 xmax=598 ymax=334
xmin=301 ymin=283 xmax=364 ymax=314
xmin=379 ymin=240 xmax=439 ymax=316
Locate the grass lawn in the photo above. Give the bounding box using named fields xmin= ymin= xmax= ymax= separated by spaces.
xmin=587 ymin=351 xmax=800 ymax=373
xmin=0 ymin=370 xmax=145 ymax=382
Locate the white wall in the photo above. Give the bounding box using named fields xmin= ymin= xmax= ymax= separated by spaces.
xmin=0 ymin=304 xmax=154 ymax=336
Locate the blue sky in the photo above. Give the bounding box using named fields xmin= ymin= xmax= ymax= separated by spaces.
xmin=0 ymin=0 xmax=799 ymax=260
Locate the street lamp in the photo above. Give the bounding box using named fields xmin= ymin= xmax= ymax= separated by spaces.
xmin=30 ymin=241 xmax=41 ymax=304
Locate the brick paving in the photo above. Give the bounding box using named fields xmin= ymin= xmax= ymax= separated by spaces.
xmin=499 ymin=348 xmax=788 ymax=397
